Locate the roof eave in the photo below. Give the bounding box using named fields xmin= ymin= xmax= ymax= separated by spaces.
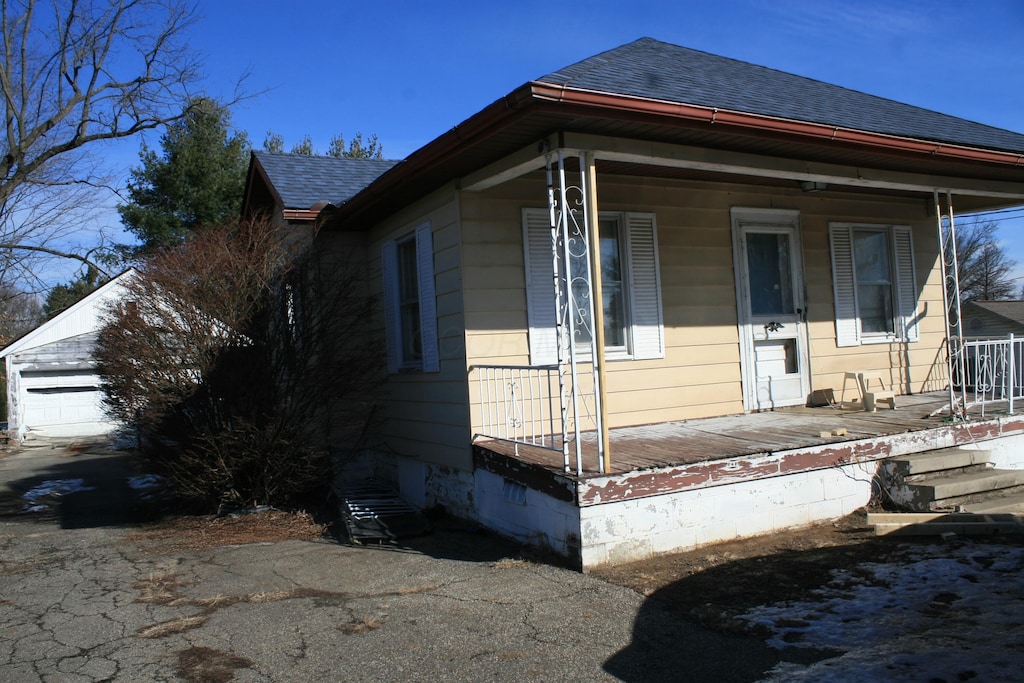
xmin=532 ymin=83 xmax=1024 ymax=168
xmin=322 ymin=81 xmax=1024 ymax=230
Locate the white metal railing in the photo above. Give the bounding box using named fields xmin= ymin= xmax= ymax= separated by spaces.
xmin=471 ymin=363 xmax=567 ymax=461
xmin=951 ymin=334 xmax=1024 ymax=416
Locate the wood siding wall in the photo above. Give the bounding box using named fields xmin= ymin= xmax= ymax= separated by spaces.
xmin=461 ymin=174 xmax=946 ymax=433
xmin=362 ymin=185 xmax=473 ymax=470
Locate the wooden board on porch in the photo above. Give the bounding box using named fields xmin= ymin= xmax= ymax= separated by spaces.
xmin=474 ymin=392 xmax=981 ymax=478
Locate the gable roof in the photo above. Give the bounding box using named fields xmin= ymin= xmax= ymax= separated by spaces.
xmin=251 ymin=151 xmax=398 ymax=211
xmin=322 ymin=37 xmax=1024 ymax=231
xmin=962 ymin=300 xmax=1024 ymax=327
xmin=0 ymin=269 xmax=136 ymax=358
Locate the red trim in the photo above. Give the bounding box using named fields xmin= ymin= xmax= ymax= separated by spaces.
xmin=531 ymin=83 xmax=1024 ymax=168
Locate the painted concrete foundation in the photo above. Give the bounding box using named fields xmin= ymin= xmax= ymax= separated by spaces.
xmin=388 ymin=429 xmax=1024 ymax=571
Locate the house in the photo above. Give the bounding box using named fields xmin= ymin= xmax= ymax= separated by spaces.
xmin=962 ymin=300 xmax=1024 ymax=337
xmin=0 ymin=270 xmax=135 ymax=443
xmin=243 ymin=151 xmax=397 ymax=229
xmin=264 ymin=38 xmax=1024 ymax=569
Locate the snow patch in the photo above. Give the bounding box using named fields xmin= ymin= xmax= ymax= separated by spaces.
xmin=743 ymin=541 xmax=1024 ymax=682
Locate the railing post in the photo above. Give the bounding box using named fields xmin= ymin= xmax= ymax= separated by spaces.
xmin=1010 ymin=333 xmax=1016 ymax=415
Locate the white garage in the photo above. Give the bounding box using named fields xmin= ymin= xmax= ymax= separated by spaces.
xmin=1 ymin=271 xmax=133 ymax=443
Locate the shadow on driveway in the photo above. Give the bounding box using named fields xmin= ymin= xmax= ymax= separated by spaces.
xmin=0 ymin=446 xmax=164 ymax=528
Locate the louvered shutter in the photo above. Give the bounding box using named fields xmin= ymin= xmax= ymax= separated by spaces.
xmin=830 ymin=225 xmax=860 ymax=347
xmin=523 ymin=209 xmax=561 ymax=365
xmin=625 ymin=212 xmax=664 ymax=359
xmin=416 ymin=223 xmax=440 ymax=372
xmin=893 ymin=226 xmax=919 ymax=342
xmin=381 ymin=240 xmax=401 ymax=373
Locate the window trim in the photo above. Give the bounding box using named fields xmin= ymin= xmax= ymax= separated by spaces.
xmin=523 ymin=208 xmax=663 ymax=365
xmin=829 ymin=222 xmax=918 ymax=347
xmin=382 ymin=222 xmax=438 ymax=373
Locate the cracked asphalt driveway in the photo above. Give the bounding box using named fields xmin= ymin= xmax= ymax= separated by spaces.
xmin=0 ymin=445 xmax=776 ymax=682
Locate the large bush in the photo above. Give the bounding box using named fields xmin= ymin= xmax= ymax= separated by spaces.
xmin=96 ymin=219 xmax=381 ymax=510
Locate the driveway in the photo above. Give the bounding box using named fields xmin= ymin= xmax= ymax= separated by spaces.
xmin=0 ymin=445 xmax=776 ymax=682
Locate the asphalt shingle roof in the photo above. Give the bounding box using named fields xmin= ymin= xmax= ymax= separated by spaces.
xmin=539 ymin=38 xmax=1024 ymax=154
xmin=254 ymin=151 xmax=398 ymax=210
xmin=965 ymin=300 xmax=1024 ymax=326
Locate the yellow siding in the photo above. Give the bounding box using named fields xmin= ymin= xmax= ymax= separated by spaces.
xmin=462 ymin=173 xmax=945 ymax=433
xmin=361 ymin=185 xmax=473 ymax=471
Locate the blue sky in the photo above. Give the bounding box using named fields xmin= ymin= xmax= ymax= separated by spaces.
xmin=110 ymin=0 xmax=1024 ymax=281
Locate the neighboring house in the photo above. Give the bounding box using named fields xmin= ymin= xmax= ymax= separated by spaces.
xmin=253 ymin=38 xmax=1024 ymax=569
xmin=0 ymin=270 xmax=134 ymax=443
xmin=962 ymin=300 xmax=1024 ymax=337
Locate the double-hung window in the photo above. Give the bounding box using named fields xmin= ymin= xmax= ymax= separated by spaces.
xmin=830 ymin=223 xmax=918 ymax=346
xmin=523 ymin=209 xmax=663 ymax=364
xmin=382 ymin=223 xmax=439 ymax=373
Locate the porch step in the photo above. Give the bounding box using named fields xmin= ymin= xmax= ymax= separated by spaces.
xmin=884 ymin=448 xmax=992 ymax=478
xmin=960 ymin=491 xmax=1024 ymax=514
xmin=867 ymin=512 xmax=1024 ymax=537
xmin=904 ymin=470 xmax=1024 ymax=512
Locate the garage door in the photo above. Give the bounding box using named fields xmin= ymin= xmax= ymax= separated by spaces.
xmin=23 ymin=386 xmax=113 ymax=438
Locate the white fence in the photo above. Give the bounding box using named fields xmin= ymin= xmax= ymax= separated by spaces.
xmin=954 ymin=334 xmax=1024 ymax=415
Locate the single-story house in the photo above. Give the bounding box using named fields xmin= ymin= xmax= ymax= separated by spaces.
xmin=0 ymin=270 xmax=135 ymax=443
xmin=253 ymin=38 xmax=1024 ymax=569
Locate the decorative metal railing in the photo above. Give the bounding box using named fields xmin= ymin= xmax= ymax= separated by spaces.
xmin=950 ymin=334 xmax=1024 ymax=416
xmin=471 ymin=363 xmax=565 ymax=455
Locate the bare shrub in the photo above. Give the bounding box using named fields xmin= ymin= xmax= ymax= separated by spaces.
xmin=96 ymin=218 xmax=383 ymax=510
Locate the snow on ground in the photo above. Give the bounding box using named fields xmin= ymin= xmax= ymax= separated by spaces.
xmin=20 ymin=478 xmax=97 ymax=512
xmin=742 ymin=540 xmax=1024 ymax=682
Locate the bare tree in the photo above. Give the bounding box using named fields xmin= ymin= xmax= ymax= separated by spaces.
xmin=95 ymin=218 xmax=383 ymax=509
xmin=956 ymin=219 xmax=1017 ymax=302
xmin=0 ymin=0 xmax=204 ymax=291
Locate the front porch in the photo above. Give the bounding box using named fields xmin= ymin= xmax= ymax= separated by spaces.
xmin=466 ymin=392 xmax=1024 ymax=567
xmin=475 ymin=392 xmax=1024 ymax=501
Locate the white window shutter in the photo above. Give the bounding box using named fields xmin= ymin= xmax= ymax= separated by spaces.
xmin=523 ymin=209 xmax=559 ymax=365
xmin=625 ymin=212 xmax=664 ymax=360
xmin=415 ymin=223 xmax=439 ymax=372
xmin=894 ymin=226 xmax=918 ymax=342
xmin=381 ymin=240 xmax=401 ymax=373
xmin=829 ymin=225 xmax=860 ymax=347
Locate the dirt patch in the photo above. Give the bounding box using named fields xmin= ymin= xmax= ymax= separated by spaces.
xmin=177 ymin=646 xmax=253 ymax=683
xmin=592 ymin=509 xmax=926 ymax=634
xmin=126 ymin=509 xmax=329 ymax=553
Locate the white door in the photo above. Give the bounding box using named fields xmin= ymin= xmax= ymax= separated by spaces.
xmin=731 ymin=209 xmax=810 ymax=411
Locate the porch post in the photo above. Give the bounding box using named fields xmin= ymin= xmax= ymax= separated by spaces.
xmin=935 ymin=190 xmax=966 ymax=418
xmin=582 ymin=151 xmax=611 ymax=472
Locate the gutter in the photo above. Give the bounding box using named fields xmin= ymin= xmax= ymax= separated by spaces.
xmin=531 ymin=83 xmax=1024 ymax=168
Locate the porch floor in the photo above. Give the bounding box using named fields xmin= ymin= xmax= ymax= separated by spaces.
xmin=473 ymin=392 xmax=1017 ymax=479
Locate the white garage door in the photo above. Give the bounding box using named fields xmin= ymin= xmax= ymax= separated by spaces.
xmin=23 ymin=386 xmax=112 ymax=438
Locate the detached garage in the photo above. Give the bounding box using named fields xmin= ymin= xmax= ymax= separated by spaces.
xmin=1 ymin=271 xmax=133 ymax=443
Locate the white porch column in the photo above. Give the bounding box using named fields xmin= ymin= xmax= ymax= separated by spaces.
xmin=582 ymin=151 xmax=610 ymax=472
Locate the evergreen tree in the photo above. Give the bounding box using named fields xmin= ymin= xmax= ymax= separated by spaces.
xmin=119 ymin=97 xmax=250 ymax=253
xmin=42 ymin=267 xmax=105 ymax=319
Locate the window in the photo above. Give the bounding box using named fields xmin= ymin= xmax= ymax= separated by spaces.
xmin=523 ymin=209 xmax=663 ymax=364
xmin=382 ymin=223 xmax=438 ymax=372
xmin=830 ymin=223 xmax=917 ymax=346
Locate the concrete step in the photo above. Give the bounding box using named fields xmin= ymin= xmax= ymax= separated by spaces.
xmin=918 ymin=470 xmax=1024 ymax=511
xmin=867 ymin=512 xmax=1024 ymax=537
xmin=884 ymin=448 xmax=991 ymax=478
xmin=961 ymin=492 xmax=1024 ymax=514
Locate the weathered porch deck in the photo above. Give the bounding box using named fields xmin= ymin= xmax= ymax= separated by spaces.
xmin=473 ymin=392 xmax=1024 ymax=506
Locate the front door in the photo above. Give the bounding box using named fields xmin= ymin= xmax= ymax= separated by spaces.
xmin=731 ymin=208 xmax=810 ymax=411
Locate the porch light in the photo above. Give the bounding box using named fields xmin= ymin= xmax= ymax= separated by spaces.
xmin=800 ymin=181 xmax=829 ymax=192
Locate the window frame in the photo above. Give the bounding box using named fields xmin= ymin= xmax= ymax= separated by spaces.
xmin=523 ymin=208 xmax=663 ymax=365
xmin=829 ymin=222 xmax=918 ymax=347
xmin=382 ymin=222 xmax=439 ymax=373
